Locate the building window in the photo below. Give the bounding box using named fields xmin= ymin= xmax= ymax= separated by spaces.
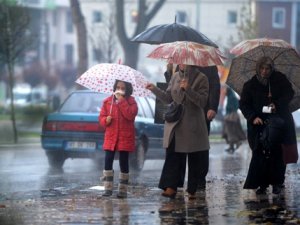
xmin=93 ymin=11 xmax=102 ymax=23
xmin=66 ymin=11 xmax=73 ymax=33
xmin=52 ymin=43 xmax=56 ymax=59
xmin=227 ymin=10 xmax=237 ymax=25
xmin=65 ymin=44 xmax=73 ymax=65
xmin=176 ymin=11 xmax=187 ymax=23
xmin=272 ymin=7 xmax=286 ymax=28
xmin=52 ymin=11 xmax=57 ymax=26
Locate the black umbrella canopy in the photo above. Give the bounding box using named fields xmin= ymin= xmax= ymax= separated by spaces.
xmin=132 ymin=22 xmax=218 ymax=48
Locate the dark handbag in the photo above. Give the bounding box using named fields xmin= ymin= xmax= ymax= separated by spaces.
xmin=164 ymin=102 xmax=184 ymax=122
xmin=260 ymin=114 xmax=285 ymax=149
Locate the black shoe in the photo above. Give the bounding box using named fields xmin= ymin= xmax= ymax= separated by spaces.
xmin=102 ymin=190 xmax=113 ymax=197
xmin=225 ymin=145 xmax=235 ymax=153
xmin=272 ymin=185 xmax=282 ymax=194
xmin=256 ymin=187 xmax=267 ymax=195
xmin=117 ymin=193 xmax=127 ymax=199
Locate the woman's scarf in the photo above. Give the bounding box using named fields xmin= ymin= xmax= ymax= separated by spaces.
xmin=256 ymin=73 xmax=269 ymax=86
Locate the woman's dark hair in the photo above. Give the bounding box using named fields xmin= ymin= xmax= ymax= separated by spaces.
xmin=256 ymin=56 xmax=274 ymax=74
xmin=113 ymin=80 xmax=133 ymax=97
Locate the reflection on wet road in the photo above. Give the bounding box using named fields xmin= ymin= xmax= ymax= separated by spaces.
xmin=0 ymin=142 xmax=299 ymax=224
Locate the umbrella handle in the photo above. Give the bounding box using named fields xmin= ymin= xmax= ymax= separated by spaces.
xmin=109 ymin=95 xmax=114 ymax=115
xmin=268 ymin=82 xmax=273 ymax=103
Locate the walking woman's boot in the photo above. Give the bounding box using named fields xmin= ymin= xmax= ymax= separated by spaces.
xmin=117 ymin=172 xmax=129 ymax=199
xmin=102 ymin=170 xmax=114 ymax=196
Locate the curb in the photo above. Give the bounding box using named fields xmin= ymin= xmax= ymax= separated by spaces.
xmin=0 ymin=137 xmax=40 ymax=148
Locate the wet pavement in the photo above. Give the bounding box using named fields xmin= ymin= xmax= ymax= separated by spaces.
xmin=0 ymin=142 xmax=299 ymax=225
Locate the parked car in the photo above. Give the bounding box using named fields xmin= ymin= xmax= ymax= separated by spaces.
xmin=41 ymin=90 xmax=164 ymax=171
xmin=6 ymin=83 xmax=47 ymax=109
xmin=292 ymin=109 xmax=300 ymax=132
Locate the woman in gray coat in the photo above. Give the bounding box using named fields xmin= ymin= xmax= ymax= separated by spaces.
xmin=146 ymin=64 xmax=209 ymax=199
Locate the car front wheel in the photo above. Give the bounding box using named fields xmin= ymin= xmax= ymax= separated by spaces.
xmin=130 ymin=139 xmax=147 ymax=172
xmin=46 ymin=151 xmax=65 ymax=169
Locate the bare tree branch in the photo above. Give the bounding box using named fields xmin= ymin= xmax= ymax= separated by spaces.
xmin=115 ymin=0 xmax=166 ymax=68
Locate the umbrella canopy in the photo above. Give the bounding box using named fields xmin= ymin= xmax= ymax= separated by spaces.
xmin=227 ymin=45 xmax=300 ymax=112
xmin=131 ymin=22 xmax=218 ymax=48
xmin=147 ymin=41 xmax=225 ymax=67
xmin=230 ymin=37 xmax=292 ymax=56
xmin=75 ymin=63 xmax=151 ymax=97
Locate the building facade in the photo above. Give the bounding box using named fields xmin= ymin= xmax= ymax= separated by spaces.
xmin=255 ymin=0 xmax=300 ymax=49
xmin=15 ymin=0 xmax=300 ymax=80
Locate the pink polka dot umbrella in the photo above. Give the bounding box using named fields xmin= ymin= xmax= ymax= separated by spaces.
xmin=75 ymin=63 xmax=151 ymax=97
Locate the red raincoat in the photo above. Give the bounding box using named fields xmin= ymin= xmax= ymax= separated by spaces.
xmin=99 ymin=95 xmax=138 ymax=152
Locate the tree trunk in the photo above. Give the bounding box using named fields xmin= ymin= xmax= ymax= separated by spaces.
xmin=8 ymin=62 xmax=17 ymax=143
xmin=124 ymin=43 xmax=139 ymax=69
xmin=6 ymin=8 xmax=18 ymax=143
xmin=70 ymin=0 xmax=88 ymax=81
xmin=115 ymin=0 xmax=166 ymax=69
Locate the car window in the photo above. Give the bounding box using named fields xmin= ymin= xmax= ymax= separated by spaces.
xmin=136 ymin=97 xmax=154 ymax=118
xmin=136 ymin=98 xmax=145 ymax=117
xmin=146 ymin=97 xmax=155 ymax=117
xmin=60 ymin=92 xmax=108 ymax=113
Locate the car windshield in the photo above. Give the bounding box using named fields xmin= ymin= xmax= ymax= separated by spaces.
xmin=60 ymin=92 xmax=109 ymax=113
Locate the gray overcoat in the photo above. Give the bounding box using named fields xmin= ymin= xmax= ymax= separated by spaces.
xmin=151 ymin=69 xmax=210 ymax=153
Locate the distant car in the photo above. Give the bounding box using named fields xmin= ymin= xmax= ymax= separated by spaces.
xmin=6 ymin=83 xmax=47 ymax=109
xmin=41 ymin=90 xmax=164 ymax=171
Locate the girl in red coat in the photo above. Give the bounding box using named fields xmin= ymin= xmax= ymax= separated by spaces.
xmin=99 ymin=80 xmax=138 ymax=198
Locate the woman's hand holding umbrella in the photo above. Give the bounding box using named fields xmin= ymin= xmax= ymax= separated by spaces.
xmin=180 ymin=78 xmax=189 ymax=91
xmin=145 ymin=83 xmax=156 ymax=91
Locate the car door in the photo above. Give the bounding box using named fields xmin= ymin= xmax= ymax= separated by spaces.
xmin=135 ymin=97 xmax=164 ymax=159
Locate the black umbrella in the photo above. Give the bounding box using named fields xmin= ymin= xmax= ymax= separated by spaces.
xmin=131 ymin=22 xmax=218 ymax=48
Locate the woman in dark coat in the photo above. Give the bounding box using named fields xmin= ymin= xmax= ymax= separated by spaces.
xmin=239 ymin=56 xmax=297 ymax=195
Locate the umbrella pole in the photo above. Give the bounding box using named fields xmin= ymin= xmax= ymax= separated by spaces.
xmin=109 ymin=95 xmax=114 ymax=115
xmin=268 ymin=82 xmax=272 ymax=104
